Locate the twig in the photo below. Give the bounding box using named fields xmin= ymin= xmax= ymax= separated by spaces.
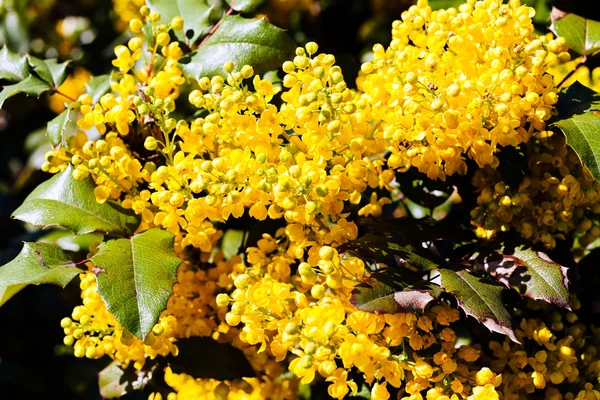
xmin=557 ymin=55 xmax=587 ymax=89
xmin=55 ymin=89 xmax=77 ymax=102
xmin=197 ymin=4 xmax=235 ymax=49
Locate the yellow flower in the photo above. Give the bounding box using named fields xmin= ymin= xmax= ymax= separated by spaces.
xmin=371 ymin=382 xmax=390 ymax=400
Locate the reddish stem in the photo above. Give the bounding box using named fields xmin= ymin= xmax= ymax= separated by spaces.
xmin=197 ymin=5 xmax=234 ymax=48
xmin=55 ymin=89 xmax=77 ymax=102
xmin=146 ymin=48 xmax=155 ymax=86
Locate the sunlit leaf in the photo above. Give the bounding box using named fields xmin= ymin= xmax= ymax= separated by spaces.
xmin=92 ymin=229 xmax=181 ymax=339
xmin=0 ymin=242 xmax=80 ymax=307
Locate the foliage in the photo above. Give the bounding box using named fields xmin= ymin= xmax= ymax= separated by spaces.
xmin=3 ymin=0 xmax=600 ymax=399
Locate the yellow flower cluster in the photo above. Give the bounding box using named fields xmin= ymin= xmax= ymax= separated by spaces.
xmin=470 ymin=132 xmax=600 ymax=248
xmin=64 ymin=247 xmax=295 ymax=397
xmin=151 ymin=367 xmax=297 ymax=400
xmin=47 ymin=0 xmax=600 ymax=398
xmin=61 ymin=270 xmax=178 ymax=369
xmin=482 ymin=297 xmax=600 ymax=400
xmin=113 ymin=0 xmax=146 ymax=31
xmin=358 ymin=0 xmax=568 ymax=180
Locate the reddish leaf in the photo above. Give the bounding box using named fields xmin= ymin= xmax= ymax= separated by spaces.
xmin=440 ymin=269 xmax=518 ymax=343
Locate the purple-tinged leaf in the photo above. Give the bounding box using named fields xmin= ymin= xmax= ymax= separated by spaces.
xmin=351 ymin=270 xmax=437 ymax=314
xmin=439 ymin=269 xmax=518 ymax=343
xmin=351 ymin=276 xmax=399 ymax=314
xmin=393 ymin=290 xmax=435 ymax=312
xmin=473 ymin=247 xmax=570 ymax=309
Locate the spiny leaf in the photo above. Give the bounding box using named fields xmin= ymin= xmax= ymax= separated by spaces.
xmin=351 ymin=270 xmax=437 ymax=313
xmin=226 ymin=0 xmax=266 ymax=13
xmin=183 ymin=15 xmax=296 ymax=79
xmin=473 ymin=247 xmax=570 ymax=309
xmin=0 ymin=46 xmax=29 ymax=81
xmin=351 ymin=276 xmax=402 ymax=314
xmin=85 ymin=74 xmax=111 ymax=104
xmin=98 ymin=361 xmax=156 ymax=399
xmin=551 ymin=8 xmax=600 ymax=56
xmin=439 ymin=269 xmax=518 ymax=342
xmin=27 ymin=55 xmax=70 ymax=87
xmin=12 ymin=165 xmax=140 ymax=236
xmin=92 ymin=229 xmax=181 ymax=339
xmin=0 ymin=242 xmax=80 ymax=307
xmin=147 ymin=0 xmax=212 ymax=43
xmin=0 ymin=75 xmax=51 ymax=108
xmin=552 ymin=111 xmax=600 ymax=181
xmin=394 ymin=291 xmax=436 ymax=312
xmin=47 ymin=108 xmax=71 ymax=147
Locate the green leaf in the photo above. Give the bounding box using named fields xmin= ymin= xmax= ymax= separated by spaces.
xmin=222 ymin=229 xmax=244 ymax=259
xmin=12 ymin=165 xmax=139 ymax=236
xmin=351 ymin=275 xmax=403 ymax=314
xmin=226 ymin=0 xmax=266 ymax=13
xmin=1 ymin=9 xmax=30 ymax=53
xmin=92 ymin=229 xmax=181 ymax=339
xmin=46 ymin=59 xmax=70 ymax=87
xmin=339 ymin=233 xmax=441 ymax=272
xmin=85 ymin=74 xmax=111 ymax=104
xmin=0 ymin=75 xmax=51 ymax=108
xmin=553 ymin=112 xmax=600 ymax=181
xmin=47 ymin=108 xmax=71 ymax=147
xmin=38 ymin=230 xmax=104 ymax=253
xmin=147 ymin=0 xmax=212 ymax=43
xmin=427 ymin=0 xmax=464 ymax=10
xmin=527 ymin=0 xmax=551 ymax=26
xmin=550 ymin=8 xmax=600 ymax=56
xmin=473 ymin=248 xmax=570 ymax=309
xmin=183 ymin=15 xmax=296 ymax=79
xmin=0 ymin=46 xmax=29 ymax=81
xmin=439 ymin=269 xmax=517 ymax=342
xmin=0 ymin=242 xmax=80 ymax=307
xmin=98 ymin=360 xmax=156 ymax=398
xmin=27 ymin=56 xmax=70 ymax=87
